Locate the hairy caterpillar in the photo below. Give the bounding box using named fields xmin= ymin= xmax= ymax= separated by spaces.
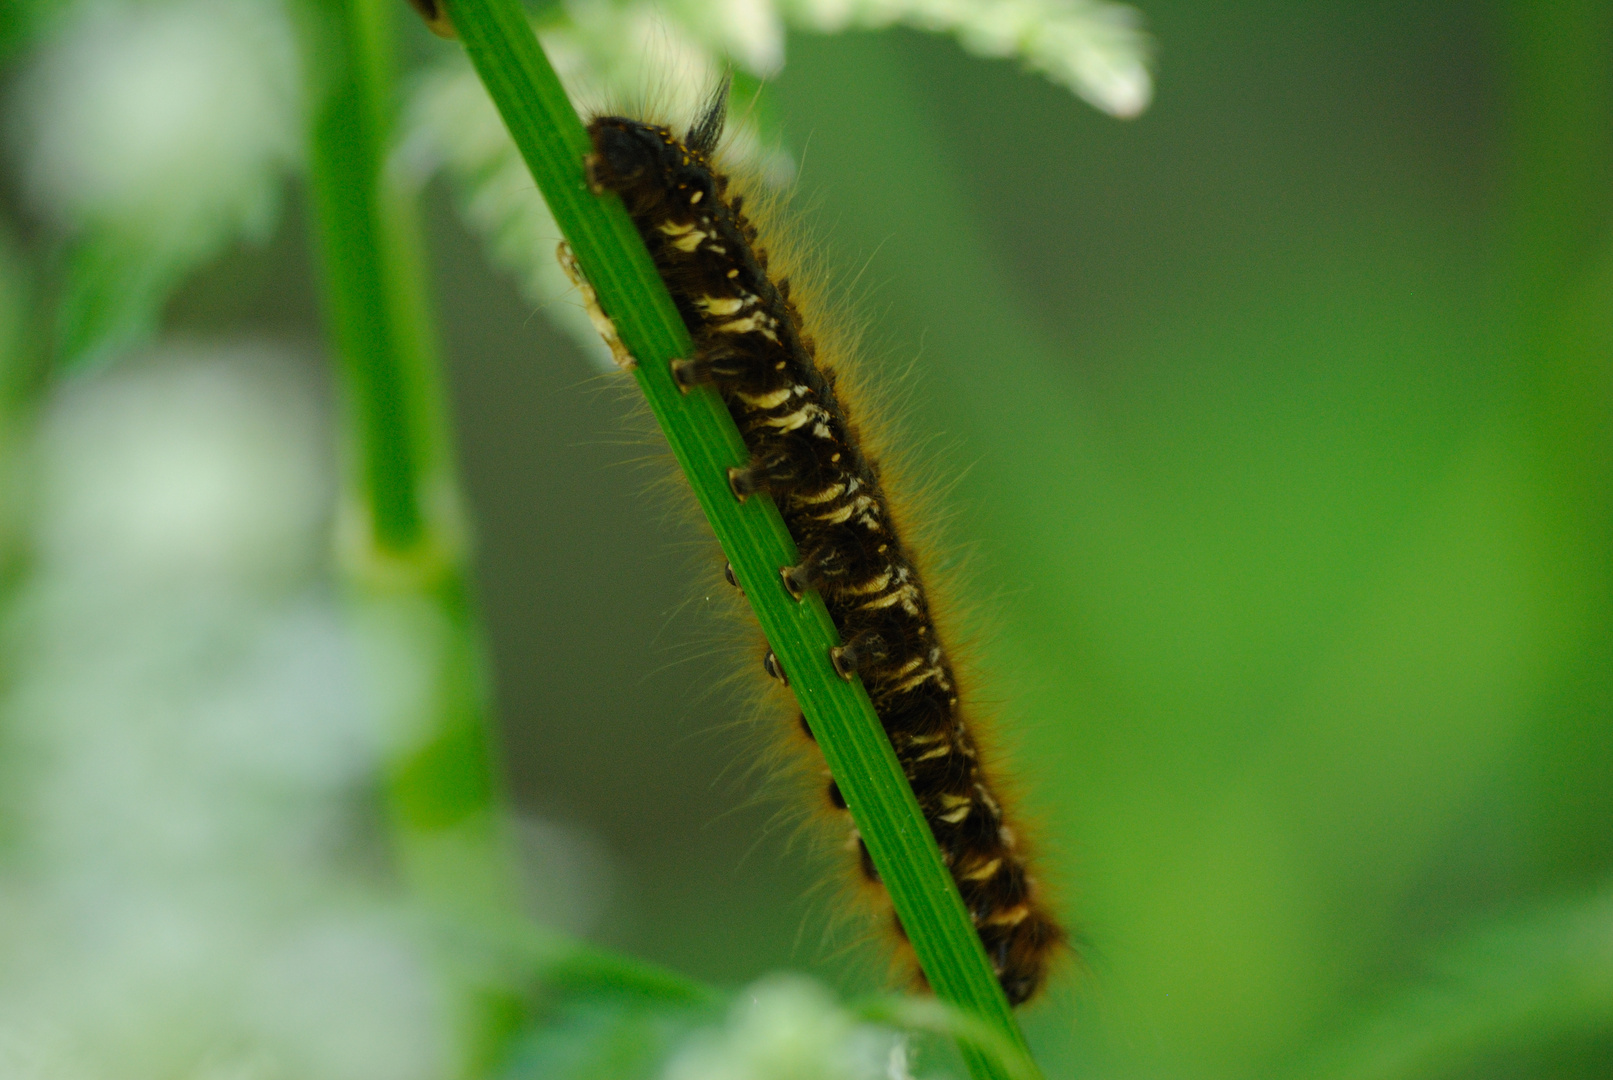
xmin=576 ymin=85 xmax=1065 ymax=1006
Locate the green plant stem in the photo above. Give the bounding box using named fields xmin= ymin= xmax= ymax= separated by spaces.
xmin=305 ymin=0 xmax=424 ymax=552
xmin=432 ymin=2 xmax=1041 ymax=1077
xmin=302 ymin=0 xmax=533 ymax=1071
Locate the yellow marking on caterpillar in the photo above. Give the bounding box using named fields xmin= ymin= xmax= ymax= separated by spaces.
xmin=938 ymin=795 xmax=974 ymax=824
xmin=812 ymin=494 xmax=874 ymax=525
xmin=736 ymin=385 xmax=797 ymax=409
xmin=984 ymin=904 xmax=1031 ymax=928
xmin=657 ymin=219 xmax=711 ymax=252
xmin=795 ymin=482 xmax=847 ymax=505
xmin=962 ymin=857 xmax=1002 ymax=882
xmin=862 ymin=584 xmax=920 ymax=612
xmin=765 ymin=403 xmax=829 ymax=434
xmin=914 ymin=742 xmax=953 ymax=762
xmin=845 ymin=570 xmax=892 ymax=594
xmin=892 ymin=665 xmax=945 ymax=695
xmin=891 ymin=655 xmax=926 ymax=678
xmin=698 ymin=295 xmax=747 ymax=316
xmin=712 ymin=313 xmax=776 ymax=338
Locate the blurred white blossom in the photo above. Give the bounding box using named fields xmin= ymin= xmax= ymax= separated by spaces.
xmin=401 ymin=42 xmax=614 ymax=369
xmin=12 ymin=0 xmax=302 ymax=240
xmin=36 ymin=345 xmax=326 ymax=587
xmin=661 ymin=976 xmax=919 ymax=1080
xmin=0 ymin=347 xmax=451 ymax=1080
xmin=665 ymin=0 xmax=786 ymax=77
xmin=780 ymin=0 xmax=1152 ymax=117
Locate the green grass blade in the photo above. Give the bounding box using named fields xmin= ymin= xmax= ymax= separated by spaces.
xmin=431 ymin=2 xmax=1045 ymax=1076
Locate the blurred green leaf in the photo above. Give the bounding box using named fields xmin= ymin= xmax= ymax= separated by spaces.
xmin=0 ymin=0 xmax=53 ymax=64
xmin=52 ymin=229 xmax=194 ymax=373
xmin=0 ymin=223 xmax=34 ymax=603
xmin=431 ymin=913 xmax=720 ymax=1079
xmin=0 ymin=224 xmax=27 ymax=395
xmin=499 ymin=996 xmax=711 ymax=1080
xmin=1296 ymin=885 xmax=1613 ymax=1080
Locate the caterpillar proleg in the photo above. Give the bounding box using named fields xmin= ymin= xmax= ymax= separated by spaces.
xmin=578 ymin=84 xmax=1065 ymax=1007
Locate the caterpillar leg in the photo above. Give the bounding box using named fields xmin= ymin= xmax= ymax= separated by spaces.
xmin=830 ymin=631 xmax=889 ymax=680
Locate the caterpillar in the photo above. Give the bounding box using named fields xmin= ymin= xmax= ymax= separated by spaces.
xmin=578 ymin=85 xmax=1065 ymax=1007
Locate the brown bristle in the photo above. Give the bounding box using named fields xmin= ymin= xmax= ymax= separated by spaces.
xmin=584 ymin=102 xmax=1066 ymax=1008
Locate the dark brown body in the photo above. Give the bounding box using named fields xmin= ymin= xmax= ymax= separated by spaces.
xmin=586 ymin=108 xmax=1064 ymax=1006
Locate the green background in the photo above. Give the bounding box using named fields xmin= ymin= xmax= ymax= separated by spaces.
xmin=169 ymin=3 xmax=1613 ymax=1076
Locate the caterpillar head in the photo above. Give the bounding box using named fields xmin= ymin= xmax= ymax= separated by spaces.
xmin=586 ymin=117 xmax=668 ymax=190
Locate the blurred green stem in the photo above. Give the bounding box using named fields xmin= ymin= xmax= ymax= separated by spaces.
xmin=304 ymin=0 xmax=511 ymax=907
xmin=306 ymin=0 xmax=428 ymax=553
xmin=301 ymin=0 xmax=527 ymax=1069
xmin=0 ymin=231 xmax=34 ymax=602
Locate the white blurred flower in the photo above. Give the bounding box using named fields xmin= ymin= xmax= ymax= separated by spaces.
xmin=661 ymin=975 xmax=917 ymax=1080
xmin=36 ymin=344 xmax=326 ymax=587
xmin=0 ymin=346 xmax=454 ymax=1080
xmin=242 ymin=917 xmax=449 ymax=1080
xmin=665 ymin=0 xmax=786 ymax=76
xmin=780 ymin=0 xmax=1153 ymax=117
xmin=399 ymin=49 xmax=612 ymax=370
xmin=11 ymin=0 xmax=302 ymax=241
xmin=0 ymin=893 xmax=448 ymax=1080
xmin=566 ymin=0 xmax=731 ymax=107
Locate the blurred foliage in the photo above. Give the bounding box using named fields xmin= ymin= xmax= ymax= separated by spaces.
xmin=500 ymin=995 xmax=706 ymax=1080
xmin=10 ymin=0 xmax=301 ymax=372
xmin=1296 ymin=882 xmax=1613 ymax=1080
xmin=0 ymin=0 xmax=55 ymax=64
